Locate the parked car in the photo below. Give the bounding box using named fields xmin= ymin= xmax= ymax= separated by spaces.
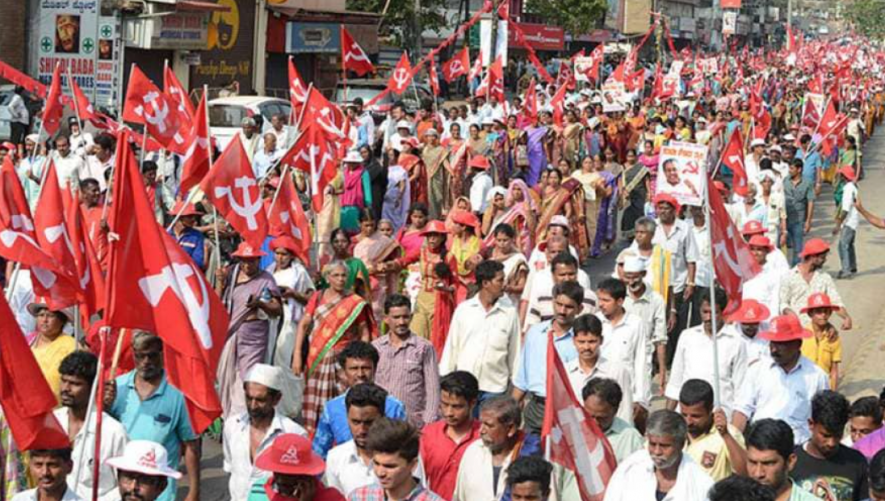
xmin=334 ymin=79 xmax=436 ymax=125
xmin=208 ymin=96 xmax=292 ymax=150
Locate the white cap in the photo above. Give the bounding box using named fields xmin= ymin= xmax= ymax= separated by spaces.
xmin=623 ymin=256 xmax=647 ymax=273
xmin=25 ymin=134 xmax=39 ymax=143
xmin=481 ymin=118 xmax=495 ymax=126
xmin=549 ymin=215 xmax=569 ymax=228
xmin=106 ymin=441 xmax=182 ymax=479
xmin=783 ymin=133 xmax=796 ymax=141
xmin=750 ymin=138 xmax=766 ymax=148
xmin=768 ymin=145 xmax=782 ymax=153
xmin=245 ymin=363 xmax=284 ymax=391
xmin=396 ymin=120 xmax=411 ymax=129
xmin=343 ymin=149 xmax=363 ymax=163
xmin=486 ymin=186 xmax=507 ymax=203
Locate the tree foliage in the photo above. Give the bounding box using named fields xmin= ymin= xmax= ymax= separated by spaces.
xmin=524 ymin=0 xmax=609 ymax=37
xmin=844 ymin=0 xmax=885 ymax=39
xmin=347 ymin=0 xmax=448 ymax=46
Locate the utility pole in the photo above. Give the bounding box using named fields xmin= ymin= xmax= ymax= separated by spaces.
xmin=415 ymin=0 xmax=423 ymax=61
xmin=787 ymin=0 xmax=792 ymax=31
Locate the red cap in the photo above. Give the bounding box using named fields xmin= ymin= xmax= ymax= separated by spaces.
xmin=169 ymin=201 xmax=202 ymax=217
xmin=270 ymin=236 xmax=300 ymax=255
xmin=748 ymin=234 xmax=773 ymax=249
xmin=741 ymin=220 xmax=766 ymax=236
xmin=255 ymin=434 xmax=325 ymax=476
xmin=450 ymin=209 xmax=480 ymax=233
xmin=419 ymin=220 xmax=448 ymax=236
xmin=799 ymin=238 xmax=830 ymax=258
xmin=838 ymin=165 xmax=856 ymax=182
xmin=231 ymin=242 xmax=267 ymax=259
xmin=728 ymin=299 xmax=770 ymax=324
xmin=800 ymin=292 xmax=839 ymax=313
xmin=469 ymin=155 xmax=490 ymax=170
xmin=653 ymin=193 xmax=681 ymax=213
xmin=758 ymin=314 xmax=812 ymax=342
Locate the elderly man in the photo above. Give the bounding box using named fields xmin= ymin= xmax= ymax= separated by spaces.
xmin=103 ymin=332 xmax=200 ymax=501
xmin=223 ymin=364 xmax=307 ymax=501
xmin=604 ymin=410 xmax=714 ymax=501
xmin=11 ymin=448 xmax=81 ymax=501
xmin=441 ymin=260 xmax=521 ymax=406
xmin=218 ymin=242 xmax=282 ymax=417
xmin=248 ymin=434 xmax=344 ymax=500
xmin=106 ymin=441 xmax=182 ymax=501
xmin=55 ymin=352 xmax=127 ymax=501
xmin=239 ymin=117 xmax=261 ymax=161
xmin=622 ymin=256 xmax=667 ymax=391
xmin=581 ymin=378 xmax=643 ymax=462
xmin=732 ymin=315 xmax=830 ymax=445
xmin=252 ymin=132 xmax=280 ymax=179
xmin=779 ymin=238 xmax=852 ymax=329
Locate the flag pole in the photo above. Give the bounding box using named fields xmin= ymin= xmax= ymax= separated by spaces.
xmin=4 ymin=263 xmax=21 ymax=301
xmin=341 ymin=26 xmax=348 ymax=105
xmin=67 ymin=67 xmax=84 ymax=133
xmin=204 ymin=84 xmax=223 ymax=284
xmin=704 ymin=176 xmax=722 ymax=410
xmin=90 ymin=328 xmax=108 ymax=501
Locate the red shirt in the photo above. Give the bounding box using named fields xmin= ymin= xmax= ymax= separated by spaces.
xmin=419 ymin=419 xmax=481 ymax=500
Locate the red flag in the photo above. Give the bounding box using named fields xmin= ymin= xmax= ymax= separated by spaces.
xmin=0 ymin=156 xmax=58 ymax=271
xmin=542 ymin=334 xmax=616 ymax=501
xmin=0 ymin=59 xmax=47 ymax=97
xmin=388 ymin=53 xmax=414 ymax=94
xmin=802 ymin=98 xmax=821 ymax=129
xmin=428 ymin=59 xmax=441 ymax=97
xmin=301 ymin=87 xmax=349 ymax=144
xmin=66 ymin=200 xmax=106 ymax=319
xmin=442 ymin=47 xmax=470 ymax=83
xmin=33 ymin=160 xmax=82 ymax=309
xmin=808 ymin=74 xmax=823 ymax=94
xmin=607 ymin=60 xmax=626 ymax=84
xmin=268 ymin=173 xmax=311 ymax=264
xmin=105 ymin=129 xmax=228 ymax=432
xmin=163 ymin=65 xmax=196 ymax=121
xmin=625 ymin=69 xmax=645 ymax=93
xmin=69 ymin=76 xmax=97 ymax=122
xmin=341 ymin=27 xmax=375 ymax=77
xmin=280 ymin=124 xmax=337 ymax=212
xmin=523 ymin=77 xmax=538 ymax=122
xmin=708 ymin=172 xmax=762 ymax=314
xmin=0 ymin=295 xmax=70 ymax=451
xmin=179 ymin=92 xmax=212 ymax=195
xmin=580 ymin=45 xmax=604 ymax=82
xmin=42 ymin=63 xmax=65 ymax=135
xmin=487 ymin=56 xmax=505 ymax=102
xmin=288 ymin=57 xmax=308 ymax=116
xmin=551 ymin=84 xmax=568 ymax=127
xmin=721 ymin=128 xmax=749 ymax=197
xmin=556 ymin=60 xmax=575 ymax=91
xmin=199 ymin=136 xmax=269 ymax=248
xmin=816 ymin=99 xmax=839 ymax=137
xmin=122 ymin=65 xmax=187 ymax=155
xmin=752 ymin=109 xmax=772 ymax=141
xmin=468 ymin=51 xmax=484 ymax=81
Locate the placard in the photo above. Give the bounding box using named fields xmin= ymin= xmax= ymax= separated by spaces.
xmin=601 ymin=80 xmax=627 ymax=112
xmin=656 ymin=141 xmax=709 ymax=207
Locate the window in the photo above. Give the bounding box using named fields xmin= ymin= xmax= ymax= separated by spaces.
xmin=209 ymin=104 xmax=248 ymax=128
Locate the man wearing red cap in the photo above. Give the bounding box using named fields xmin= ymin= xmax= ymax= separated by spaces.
xmin=467 ymin=155 xmax=493 ymax=214
xmin=168 ymin=201 xmax=206 ymax=270
xmin=832 ymin=165 xmax=859 ymax=279
xmin=248 ymin=434 xmax=344 ymax=500
xmin=724 ymin=299 xmax=771 ymax=366
xmin=778 ymin=238 xmax=852 ymax=331
xmin=732 ymin=315 xmax=830 ymax=445
xmin=740 ymin=221 xmax=790 ymax=275
xmin=742 ymin=234 xmax=785 ymax=317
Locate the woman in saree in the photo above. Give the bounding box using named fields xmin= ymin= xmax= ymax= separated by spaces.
xmin=382 ymin=148 xmax=411 ymax=232
xmin=340 ymin=150 xmax=372 ymax=234
xmin=620 ymin=149 xmax=651 ymax=240
xmin=388 ymin=220 xmax=457 ymax=340
xmin=352 ymin=209 xmax=402 ymax=323
xmin=396 ymin=203 xmax=429 ymax=257
xmin=487 ymin=223 xmax=528 ymax=305
xmin=316 ymin=171 xmax=343 ymax=260
xmin=326 ymin=228 xmax=371 ymax=301
xmin=539 ymin=168 xmax=573 ymax=220
xmin=399 ymin=140 xmax=427 ymax=206
xmin=422 ymin=129 xmax=450 ymax=220
xmin=292 ymin=260 xmax=373 ymax=432
xmin=561 ymin=110 xmax=583 ymax=171
xmin=592 ymin=154 xmax=619 ymax=257
xmin=444 ymin=123 xmax=469 ymax=201
xmin=572 ymin=156 xmax=605 ymax=253
xmin=26 ymin=302 xmax=76 ymax=399
xmin=638 ymin=140 xmax=660 ymax=196
xmin=467 ymin=123 xmax=490 ymax=157
xmin=535 ymin=168 xmax=591 ymax=260
xmin=449 ymin=209 xmax=483 ymax=303
xmin=480 ymin=186 xmax=509 ymax=238
xmin=525 ymin=114 xmax=551 ymax=186
xmin=445 ymin=196 xmax=472 ymax=234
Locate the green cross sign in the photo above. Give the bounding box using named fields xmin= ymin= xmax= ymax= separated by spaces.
xmin=41 ymin=37 xmax=52 ymax=53
xmin=83 ymin=38 xmax=94 ymax=53
xmin=100 ymin=25 xmax=112 ymax=38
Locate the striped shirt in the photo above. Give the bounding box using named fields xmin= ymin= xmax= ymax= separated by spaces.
xmin=372 ymin=335 xmax=441 ymax=428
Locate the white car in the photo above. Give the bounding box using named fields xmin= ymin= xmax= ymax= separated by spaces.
xmin=208 ymin=96 xmax=292 ymax=151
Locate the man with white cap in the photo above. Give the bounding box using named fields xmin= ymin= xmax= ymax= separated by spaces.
xmin=18 ymin=133 xmax=45 ymax=207
xmin=239 ymin=117 xmax=261 ymax=161
xmin=622 ymin=256 xmax=667 ymax=392
xmin=389 ymin=119 xmax=414 ymax=153
xmin=745 ymin=138 xmax=766 ymax=183
xmin=106 ymin=441 xmax=182 ymax=501
xmin=224 ymin=364 xmax=307 ymax=501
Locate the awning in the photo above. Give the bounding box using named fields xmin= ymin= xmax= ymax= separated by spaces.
xmin=175 ymin=0 xmax=231 ymax=12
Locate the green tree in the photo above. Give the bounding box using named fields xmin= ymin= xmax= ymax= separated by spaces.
xmin=524 ymin=0 xmax=609 ymax=36
xmin=347 ymin=0 xmax=448 ymax=47
xmin=844 ymin=0 xmax=885 ymax=39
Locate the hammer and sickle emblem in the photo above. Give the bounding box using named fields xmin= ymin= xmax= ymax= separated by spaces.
xmin=392 ymin=68 xmax=410 ymax=90
xmin=214 ymin=176 xmax=263 ymax=230
xmin=137 ymin=91 xmax=171 ymax=134
xmin=346 ymin=43 xmax=370 ymax=63
xmin=138 ymin=262 xmax=213 ymax=349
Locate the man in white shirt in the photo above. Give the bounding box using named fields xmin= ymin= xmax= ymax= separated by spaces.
xmin=53 ymin=135 xmax=86 ymax=190
xmin=269 ymin=113 xmax=289 ymax=148
xmin=744 ymin=138 xmax=766 ymax=184
xmin=223 ymin=364 xmax=306 ymax=501
xmin=55 ymin=351 xmax=127 ymax=501
xmin=521 ymin=246 xmax=595 ymax=332
xmin=105 ymin=441 xmax=182 ymax=501
xmin=441 ymin=260 xmax=521 ymax=403
xmin=595 ymin=278 xmax=651 ymax=429
xmin=8 ymin=86 xmax=29 ymax=146
xmin=834 ymin=165 xmax=860 ymax=279
xmin=352 ymin=98 xmax=375 ymax=147
xmin=325 ymin=383 xmax=425 ymax=496
xmin=389 ymin=120 xmax=414 ymax=153
xmin=82 ymin=133 xmax=114 ymax=193
xmin=604 ymin=410 xmax=714 ymax=501
xmin=726 ymin=299 xmax=771 ymax=366
xmin=68 ymin=118 xmax=94 ymax=158
xmin=742 ymin=234 xmax=784 ymax=316
xmin=238 ymin=117 xmax=261 ymax=162
xmin=468 ymin=155 xmax=493 ymax=214
xmin=622 ymin=257 xmax=667 ymax=393
xmin=732 ymin=314 xmax=830 ymax=445
xmin=12 ymin=448 xmax=82 ymax=501
xmin=665 ymin=288 xmax=748 ymax=418
xmin=252 ymin=132 xmax=280 ymax=179
xmin=741 ymin=220 xmax=790 ymax=275
xmin=687 ymin=205 xmax=714 ymax=327
xmin=379 ymin=103 xmax=407 ymax=151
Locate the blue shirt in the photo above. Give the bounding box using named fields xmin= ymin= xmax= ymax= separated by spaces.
xmin=311 ymin=391 xmax=406 ymax=459
xmin=109 ymin=371 xmax=197 ymax=501
xmin=512 ymin=321 xmax=578 ymax=397
xmin=802 ymin=151 xmax=821 ymax=182
xmin=171 ymin=227 xmax=205 ymax=269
